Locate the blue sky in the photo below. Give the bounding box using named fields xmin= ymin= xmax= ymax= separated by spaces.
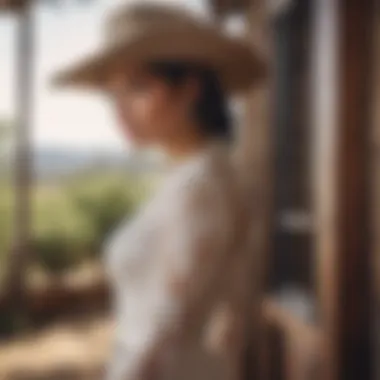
xmin=0 ymin=0 xmax=209 ymax=151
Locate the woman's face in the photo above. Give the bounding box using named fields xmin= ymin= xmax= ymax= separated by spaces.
xmin=105 ymin=65 xmax=198 ymax=147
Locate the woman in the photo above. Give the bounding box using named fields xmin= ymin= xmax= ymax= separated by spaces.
xmin=52 ymin=2 xmax=266 ymax=380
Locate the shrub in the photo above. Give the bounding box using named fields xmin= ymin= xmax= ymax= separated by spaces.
xmin=71 ymin=182 xmax=139 ymax=254
xmin=31 ymin=192 xmax=94 ymax=276
xmin=32 ymin=229 xmax=91 ymax=276
xmin=3 ymin=174 xmax=156 ymax=277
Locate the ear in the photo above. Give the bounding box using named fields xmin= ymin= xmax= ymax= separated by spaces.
xmin=182 ymin=75 xmax=201 ymax=105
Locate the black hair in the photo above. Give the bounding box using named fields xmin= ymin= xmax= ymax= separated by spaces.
xmin=146 ymin=61 xmax=233 ymax=141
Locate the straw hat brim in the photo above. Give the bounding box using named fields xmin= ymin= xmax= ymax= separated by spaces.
xmin=51 ymin=24 xmax=267 ymax=94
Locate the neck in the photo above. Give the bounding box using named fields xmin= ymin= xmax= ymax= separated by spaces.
xmin=161 ymin=131 xmax=213 ymax=163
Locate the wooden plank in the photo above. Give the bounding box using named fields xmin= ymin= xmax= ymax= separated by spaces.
xmin=312 ymin=0 xmax=375 ymax=379
xmin=370 ymin=5 xmax=380 ymax=380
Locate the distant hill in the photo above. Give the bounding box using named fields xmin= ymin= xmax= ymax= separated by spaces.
xmin=32 ymin=147 xmax=165 ymax=180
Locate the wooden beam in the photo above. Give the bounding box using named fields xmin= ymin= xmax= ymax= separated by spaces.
xmin=312 ymin=0 xmax=375 ymax=379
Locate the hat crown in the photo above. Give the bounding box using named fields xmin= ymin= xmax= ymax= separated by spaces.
xmin=51 ymin=2 xmax=266 ymax=93
xmin=105 ymin=3 xmax=207 ymax=43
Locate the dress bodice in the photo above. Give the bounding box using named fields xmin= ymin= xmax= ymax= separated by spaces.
xmin=102 ymin=141 xmax=248 ymax=380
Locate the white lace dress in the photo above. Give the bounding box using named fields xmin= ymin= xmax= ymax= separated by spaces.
xmin=102 ymin=141 xmax=251 ymax=380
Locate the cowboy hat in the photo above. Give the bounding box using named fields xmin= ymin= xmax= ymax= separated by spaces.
xmin=51 ymin=2 xmax=267 ymax=94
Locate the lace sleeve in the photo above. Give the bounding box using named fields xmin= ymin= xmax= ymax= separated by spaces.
xmin=160 ymin=174 xmax=233 ymax=336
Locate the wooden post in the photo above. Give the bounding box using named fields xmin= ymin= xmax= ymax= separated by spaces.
xmin=311 ymin=1 xmax=339 ymax=378
xmin=240 ymin=2 xmax=273 ymax=379
xmin=312 ymin=0 xmax=375 ymax=379
xmin=370 ymin=5 xmax=380 ymax=380
xmin=337 ymin=2 xmax=374 ymax=378
xmin=4 ymin=1 xmax=34 ymax=327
